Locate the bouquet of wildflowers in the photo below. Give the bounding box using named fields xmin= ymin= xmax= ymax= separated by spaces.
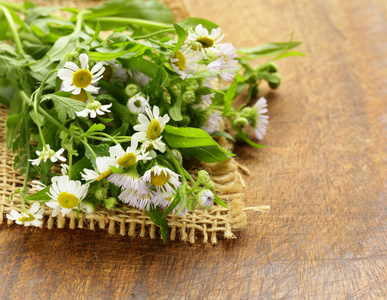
xmin=0 ymin=0 xmax=302 ymax=241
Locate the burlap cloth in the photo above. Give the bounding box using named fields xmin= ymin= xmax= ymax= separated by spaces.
xmin=0 ymin=0 xmax=269 ymax=243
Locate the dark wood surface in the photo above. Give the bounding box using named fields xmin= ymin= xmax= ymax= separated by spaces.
xmin=1 ymin=0 xmax=386 ymax=298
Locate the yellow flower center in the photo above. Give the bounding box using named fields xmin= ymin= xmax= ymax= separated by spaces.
xmin=18 ymin=213 xmax=35 ymax=222
xmin=147 ymin=119 xmax=162 ymax=140
xmin=197 ymin=36 xmax=214 ymax=48
xmin=174 ymin=51 xmax=186 ymax=70
xmin=70 ymin=89 xmax=88 ymax=102
xmin=144 ymin=142 xmax=154 ymax=153
xmin=96 ymin=169 xmax=113 ymax=181
xmin=117 ymin=153 xmax=137 ymax=168
xmin=150 ymin=170 xmax=170 ymax=186
xmin=102 ymin=65 xmax=112 ymax=82
xmin=57 ymin=192 xmax=79 ymax=209
xmin=72 ymin=69 xmax=93 ymax=88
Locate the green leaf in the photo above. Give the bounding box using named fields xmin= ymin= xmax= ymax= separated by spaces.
xmin=47 ymin=34 xmax=78 ymax=61
xmin=162 ymin=192 xmax=180 ymax=218
xmin=171 ymin=23 xmax=187 ymax=54
xmin=273 ymin=51 xmax=306 ymax=60
xmin=211 ymin=131 xmax=235 ymax=142
xmin=146 ymin=205 xmax=169 ymax=244
xmin=69 ymin=157 xmax=91 ymax=181
xmin=179 ymin=145 xmax=230 ymax=163
xmin=214 ymin=194 xmax=228 ymax=208
xmin=26 ymin=186 xmax=51 ymax=202
xmin=237 ymin=41 xmax=301 ymax=58
xmin=236 ymin=130 xmax=265 ymax=148
xmin=41 ymin=93 xmax=86 ymax=122
xmin=85 ymin=123 xmax=106 ymax=134
xmin=223 ymin=79 xmax=238 ymax=113
xmin=6 ymin=113 xmax=22 ymax=149
xmin=0 ymin=77 xmax=15 ymax=106
xmin=168 ymin=94 xmax=182 ymax=121
xmin=178 ymin=17 xmax=219 ymax=31
xmin=88 ymin=50 xmax=128 ymax=61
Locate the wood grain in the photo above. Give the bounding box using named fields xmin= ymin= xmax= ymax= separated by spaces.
xmin=1 ymin=0 xmax=386 ymax=298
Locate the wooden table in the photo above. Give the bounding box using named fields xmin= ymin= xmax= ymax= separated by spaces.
xmin=1 ymin=0 xmax=386 ymax=298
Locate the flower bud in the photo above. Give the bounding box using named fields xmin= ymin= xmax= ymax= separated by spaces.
xmin=180 ymin=115 xmax=190 ymax=126
xmin=197 ymin=189 xmax=214 ymax=208
xmin=182 ymin=90 xmax=196 ymax=105
xmin=234 ymin=117 xmax=249 ymax=129
xmin=125 ymin=83 xmax=140 ymax=97
xmin=198 ymin=170 xmax=210 ymax=183
xmin=172 ymin=149 xmax=183 ymax=165
xmin=95 ymin=187 xmax=107 ymax=201
xmin=81 ymin=199 xmax=96 ymax=214
xmin=104 ymin=197 xmax=118 ymax=210
xmin=268 ymin=73 xmax=281 ymax=89
xmin=204 ymin=180 xmax=216 ymax=192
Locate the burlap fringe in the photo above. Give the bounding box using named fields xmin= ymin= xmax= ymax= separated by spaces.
xmin=0 ymin=0 xmax=269 ymax=243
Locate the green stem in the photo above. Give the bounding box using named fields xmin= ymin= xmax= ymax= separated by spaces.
xmin=20 ymin=103 xmax=31 ymax=212
xmin=39 ymin=107 xmax=98 ymax=159
xmin=85 ymin=90 xmax=95 ymax=103
xmin=133 ymin=28 xmax=175 ymax=40
xmin=165 ymin=145 xmax=187 ymax=184
xmin=91 ymin=17 xmax=172 ymax=29
xmin=74 ymin=10 xmax=91 ymax=34
xmin=86 ymin=132 xmax=120 ymax=144
xmin=0 ymin=6 xmax=25 ymax=58
xmin=0 ymin=2 xmax=25 ymax=13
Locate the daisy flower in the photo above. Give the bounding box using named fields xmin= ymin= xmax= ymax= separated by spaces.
xmin=81 ymin=156 xmax=117 ymax=182
xmin=127 ymin=93 xmax=149 ymax=114
xmin=252 ymin=97 xmax=269 ymax=140
xmin=142 ymin=165 xmax=181 ymax=196
xmin=185 ymin=24 xmax=224 ymax=59
xmin=170 ymin=51 xmax=198 ymax=79
xmin=132 ymin=106 xmax=170 ymax=149
xmin=109 ymin=138 xmax=152 ymax=169
xmin=58 ymin=53 xmax=105 ymax=95
xmin=28 ymin=145 xmax=66 ymax=166
xmin=197 ymin=189 xmax=214 ymax=208
xmin=118 ymin=188 xmax=155 ymax=210
xmin=6 ymin=202 xmax=44 ymax=227
xmin=210 ymin=43 xmax=239 ymax=81
xmin=45 ymin=175 xmax=89 ymax=217
xmin=200 ymin=112 xmax=222 ymax=134
xmin=76 ymin=101 xmax=112 ymax=118
xmin=108 ymin=169 xmax=147 ymax=192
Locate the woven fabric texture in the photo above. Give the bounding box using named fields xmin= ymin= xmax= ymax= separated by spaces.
xmin=0 ymin=0 xmax=251 ymax=243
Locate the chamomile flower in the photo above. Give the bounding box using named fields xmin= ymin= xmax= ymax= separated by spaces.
xmin=142 ymin=165 xmax=181 ymax=196
xmin=6 ymin=202 xmax=45 ymax=227
xmin=30 ymin=180 xmax=46 ymax=192
xmin=185 ymin=24 xmax=224 ymax=59
xmin=28 ymin=145 xmax=66 ymax=166
xmin=61 ymin=164 xmax=69 ymax=176
xmin=58 ymin=53 xmax=105 ymax=95
xmin=197 ymin=189 xmax=214 ymax=208
xmin=200 ymin=112 xmax=222 ymax=134
xmin=127 ymin=93 xmax=149 ymax=114
xmin=170 ymin=51 xmax=198 ymax=79
xmin=108 ymin=169 xmax=147 ymax=193
xmin=101 ymin=59 xmax=128 ymax=85
xmin=76 ymin=101 xmax=112 ymax=118
xmin=132 ymin=106 xmax=170 ymax=145
xmin=81 ymin=156 xmax=117 ymax=182
xmin=140 ymin=137 xmax=166 ymax=156
xmin=109 ymin=138 xmax=152 ymax=169
xmin=45 ymin=175 xmax=89 ymax=217
xmin=252 ymin=97 xmax=269 ymax=140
